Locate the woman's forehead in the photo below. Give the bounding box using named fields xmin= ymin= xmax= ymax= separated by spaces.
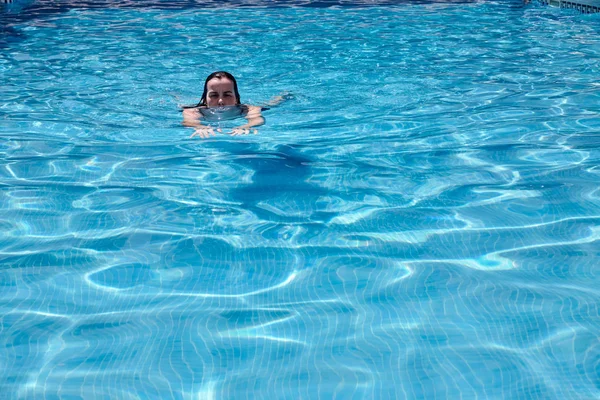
xmin=207 ymin=78 xmax=234 ymax=91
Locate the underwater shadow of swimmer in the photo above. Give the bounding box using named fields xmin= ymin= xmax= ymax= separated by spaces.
xmin=227 ymin=144 xmax=332 ymax=224
xmin=0 ymin=25 xmax=25 ymax=48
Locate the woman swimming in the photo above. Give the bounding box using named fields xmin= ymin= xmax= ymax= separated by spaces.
xmin=182 ymin=71 xmax=288 ymax=139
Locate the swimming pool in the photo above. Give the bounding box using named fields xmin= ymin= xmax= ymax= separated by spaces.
xmin=1 ymin=0 xmax=599 ymax=398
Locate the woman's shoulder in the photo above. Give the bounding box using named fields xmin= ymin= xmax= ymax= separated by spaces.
xmin=182 ymin=107 xmax=200 ymax=118
xmin=244 ymin=105 xmax=264 ymax=116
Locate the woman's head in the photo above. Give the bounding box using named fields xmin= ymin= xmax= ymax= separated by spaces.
xmin=199 ymin=71 xmax=241 ymax=107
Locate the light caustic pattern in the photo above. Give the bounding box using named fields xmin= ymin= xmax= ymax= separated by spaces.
xmin=1 ymin=1 xmax=600 ymax=399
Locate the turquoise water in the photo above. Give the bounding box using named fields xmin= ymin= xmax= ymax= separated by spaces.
xmin=1 ymin=1 xmax=600 ymax=398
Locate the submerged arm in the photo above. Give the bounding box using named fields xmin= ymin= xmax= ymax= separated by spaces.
xmin=231 ymin=106 xmax=264 ymax=136
xmin=265 ymin=91 xmax=294 ymax=107
xmin=183 ymin=108 xmax=217 ymax=138
xmin=231 ymin=92 xmax=293 ymax=135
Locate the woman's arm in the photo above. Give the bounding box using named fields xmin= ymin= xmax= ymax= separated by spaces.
xmin=265 ymin=91 xmax=293 ymax=107
xmin=182 ymin=108 xmax=202 ymax=127
xmin=183 ymin=108 xmax=216 ymax=138
xmin=231 ymin=105 xmax=265 ymax=136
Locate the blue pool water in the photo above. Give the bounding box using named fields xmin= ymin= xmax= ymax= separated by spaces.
xmin=1 ymin=1 xmax=600 ymax=398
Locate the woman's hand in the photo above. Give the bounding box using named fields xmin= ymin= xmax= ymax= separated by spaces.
xmin=191 ymin=126 xmax=215 ymax=139
xmin=230 ymin=127 xmax=258 ymax=136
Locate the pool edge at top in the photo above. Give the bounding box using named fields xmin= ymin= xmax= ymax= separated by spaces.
xmin=540 ymin=0 xmax=600 ymax=13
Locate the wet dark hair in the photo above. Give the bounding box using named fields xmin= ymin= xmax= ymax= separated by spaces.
xmin=189 ymin=71 xmax=241 ymax=108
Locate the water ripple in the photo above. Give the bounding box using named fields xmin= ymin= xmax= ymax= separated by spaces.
xmin=2 ymin=1 xmax=600 ymax=399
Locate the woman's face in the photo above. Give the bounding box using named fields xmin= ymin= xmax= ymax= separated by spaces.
xmin=205 ymin=77 xmax=238 ymax=107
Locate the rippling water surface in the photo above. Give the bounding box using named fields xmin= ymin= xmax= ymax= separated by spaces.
xmin=1 ymin=1 xmax=600 ymax=398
